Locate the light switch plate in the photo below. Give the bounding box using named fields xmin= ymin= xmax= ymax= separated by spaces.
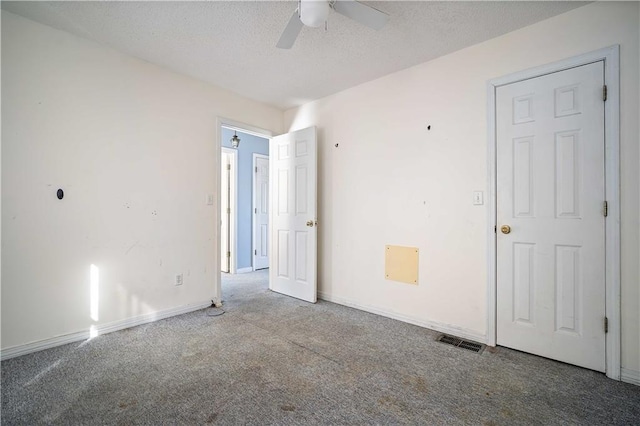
xmin=473 ymin=191 xmax=484 ymax=205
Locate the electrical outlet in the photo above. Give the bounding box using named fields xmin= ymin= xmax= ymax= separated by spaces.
xmin=175 ymin=273 xmax=183 ymax=286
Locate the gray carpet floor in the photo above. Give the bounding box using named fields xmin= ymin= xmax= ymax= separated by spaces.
xmin=2 ymin=269 xmax=639 ymax=425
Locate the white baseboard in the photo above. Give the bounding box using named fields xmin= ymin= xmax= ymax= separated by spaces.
xmin=236 ymin=267 xmax=254 ymax=274
xmin=318 ymin=291 xmax=486 ymax=344
xmin=621 ymin=368 xmax=640 ymax=386
xmin=0 ymin=300 xmax=212 ymax=361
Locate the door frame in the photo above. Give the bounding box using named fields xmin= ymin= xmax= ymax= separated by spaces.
xmin=215 ymin=117 xmax=273 ymax=302
xmin=221 ymin=147 xmax=237 ymax=274
xmin=252 ymin=153 xmax=269 ymax=271
xmin=486 ymin=45 xmax=620 ymax=380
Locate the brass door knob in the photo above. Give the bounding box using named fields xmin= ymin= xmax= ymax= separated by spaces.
xmin=501 ymin=225 xmax=511 ymax=234
xmin=306 ymin=220 xmax=314 ymax=227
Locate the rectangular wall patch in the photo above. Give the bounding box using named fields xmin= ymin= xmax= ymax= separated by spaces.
xmin=385 ymin=245 xmax=419 ymax=285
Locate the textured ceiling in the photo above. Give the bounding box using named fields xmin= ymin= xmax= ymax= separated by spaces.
xmin=2 ymin=1 xmax=588 ymax=110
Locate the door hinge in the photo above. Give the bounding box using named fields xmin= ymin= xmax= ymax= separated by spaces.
xmin=226 ymin=251 xmax=231 ymax=258
xmin=227 ymin=207 xmax=231 ymax=214
xmin=494 ymin=225 xmax=497 ymax=234
xmin=254 ymin=207 xmax=257 ymax=214
xmin=603 ymin=201 xmax=608 ymax=217
xmin=603 ymin=85 xmax=607 ymax=102
xmin=226 ymin=164 xmax=231 ymax=171
xmin=604 ymin=317 xmax=609 ymax=333
xmin=255 ymin=166 xmax=258 ymax=173
xmin=254 ymin=249 xmax=257 ymax=255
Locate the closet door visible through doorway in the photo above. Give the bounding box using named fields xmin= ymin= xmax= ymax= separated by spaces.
xmin=496 ymin=61 xmax=606 ymax=372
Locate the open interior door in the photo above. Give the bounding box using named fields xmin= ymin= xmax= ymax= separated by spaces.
xmin=269 ymin=126 xmax=317 ymax=303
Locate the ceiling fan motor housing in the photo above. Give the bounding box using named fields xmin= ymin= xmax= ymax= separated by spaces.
xmin=299 ymin=0 xmax=330 ymax=27
xmin=277 ymin=0 xmax=389 ymax=49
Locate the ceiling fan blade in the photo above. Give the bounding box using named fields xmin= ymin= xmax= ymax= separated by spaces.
xmin=277 ymin=9 xmax=304 ymax=49
xmin=332 ymin=0 xmax=389 ymax=30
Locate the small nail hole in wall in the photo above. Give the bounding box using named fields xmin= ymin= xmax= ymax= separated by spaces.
xmin=335 ymin=143 xmax=339 ymax=148
xmin=57 ymin=189 xmax=64 ymax=200
xmin=427 ymin=125 xmax=431 ymax=130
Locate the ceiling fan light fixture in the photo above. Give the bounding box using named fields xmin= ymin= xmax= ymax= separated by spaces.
xmin=300 ymin=0 xmax=330 ymax=28
xmin=277 ymin=0 xmax=389 ymax=49
xmin=230 ymin=131 xmax=241 ymax=148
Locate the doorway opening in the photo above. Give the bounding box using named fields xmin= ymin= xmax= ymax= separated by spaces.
xmin=217 ymin=120 xmax=273 ymax=302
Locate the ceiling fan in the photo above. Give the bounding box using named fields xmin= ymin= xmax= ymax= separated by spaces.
xmin=277 ymin=0 xmax=389 ymax=49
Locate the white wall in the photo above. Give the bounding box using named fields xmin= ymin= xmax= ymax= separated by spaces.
xmin=285 ymin=2 xmax=640 ymax=374
xmin=1 ymin=11 xmax=282 ymax=351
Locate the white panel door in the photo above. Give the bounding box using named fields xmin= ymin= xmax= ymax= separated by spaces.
xmin=253 ymin=155 xmax=269 ymax=270
xmin=270 ymin=127 xmax=317 ymax=303
xmin=496 ymin=62 xmax=606 ymax=371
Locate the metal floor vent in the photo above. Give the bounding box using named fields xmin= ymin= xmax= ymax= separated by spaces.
xmin=436 ymin=334 xmax=485 ymax=353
